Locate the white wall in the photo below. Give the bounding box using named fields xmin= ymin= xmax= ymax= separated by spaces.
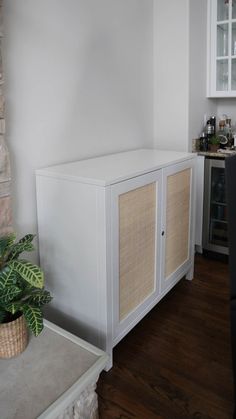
xmin=216 ymin=99 xmax=236 ymax=128
xmin=3 ymin=0 xmax=154 ymax=245
xmin=189 ymin=0 xmax=217 ymax=142
xmin=153 ymin=0 xmax=189 ymax=152
xmin=154 ymin=0 xmax=217 ymax=152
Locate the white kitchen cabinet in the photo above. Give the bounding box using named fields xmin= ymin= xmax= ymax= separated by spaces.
xmin=36 ymin=149 xmax=196 ymax=370
xmin=207 ymin=0 xmax=236 ymax=97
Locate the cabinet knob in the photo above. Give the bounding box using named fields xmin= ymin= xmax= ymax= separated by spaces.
xmin=162 ymin=231 xmax=165 ymax=236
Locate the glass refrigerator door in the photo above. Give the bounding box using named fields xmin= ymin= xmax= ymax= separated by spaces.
xmin=209 ymin=166 xmax=228 ymax=247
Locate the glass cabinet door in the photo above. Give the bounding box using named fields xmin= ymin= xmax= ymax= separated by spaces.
xmin=217 ymin=0 xmax=229 ymax=21
xmin=233 ymin=0 xmax=236 ymax=19
xmin=217 ymin=59 xmax=229 ymax=90
xmin=209 ymin=0 xmax=236 ymax=96
xmin=232 ymin=20 xmax=236 ymax=88
xmin=216 ymin=0 xmax=230 ymax=92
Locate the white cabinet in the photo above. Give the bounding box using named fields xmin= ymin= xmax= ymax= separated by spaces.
xmin=207 ymin=0 xmax=236 ymax=97
xmin=36 ymin=149 xmax=196 ymax=370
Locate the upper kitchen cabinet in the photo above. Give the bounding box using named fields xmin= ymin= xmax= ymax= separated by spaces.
xmin=207 ymin=0 xmax=236 ymax=97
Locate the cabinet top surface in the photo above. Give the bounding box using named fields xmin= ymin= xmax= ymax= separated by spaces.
xmin=0 ymin=320 xmax=108 ymax=419
xmin=36 ymin=149 xmax=195 ymax=186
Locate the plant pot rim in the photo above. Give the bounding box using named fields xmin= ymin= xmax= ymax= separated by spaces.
xmin=0 ymin=312 xmax=23 ymax=326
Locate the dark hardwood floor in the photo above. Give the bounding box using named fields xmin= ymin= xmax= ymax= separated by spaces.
xmin=97 ymin=254 xmax=234 ymax=419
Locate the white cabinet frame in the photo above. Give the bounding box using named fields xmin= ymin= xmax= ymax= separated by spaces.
xmin=207 ymin=0 xmax=236 ymax=97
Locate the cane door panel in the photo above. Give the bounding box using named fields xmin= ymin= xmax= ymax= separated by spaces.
xmin=161 ymin=161 xmax=194 ymax=292
xmin=111 ymin=170 xmax=162 ymax=341
xmin=119 ymin=182 xmax=156 ymax=320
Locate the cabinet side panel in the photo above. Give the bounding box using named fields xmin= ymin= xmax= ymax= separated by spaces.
xmin=165 ymin=169 xmax=191 ymax=278
xmin=195 ymin=156 xmax=204 ymax=248
xmin=36 ymin=176 xmax=107 ymax=350
xmin=119 ymin=183 xmax=156 ymax=321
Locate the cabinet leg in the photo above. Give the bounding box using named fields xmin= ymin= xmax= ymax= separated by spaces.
xmin=104 ymin=352 xmax=113 ymax=371
xmin=185 ymin=264 xmax=194 ymax=281
xmin=195 ymin=244 xmax=203 ymax=254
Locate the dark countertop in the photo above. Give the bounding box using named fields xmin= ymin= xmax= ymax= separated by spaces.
xmin=197 ymin=150 xmax=236 ymax=158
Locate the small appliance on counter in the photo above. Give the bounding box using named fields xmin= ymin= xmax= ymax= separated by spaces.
xmin=198 ymin=115 xmax=235 ymax=153
xmin=199 ymin=116 xmax=216 ymax=151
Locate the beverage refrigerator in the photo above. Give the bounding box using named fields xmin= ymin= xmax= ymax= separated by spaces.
xmin=203 ymin=157 xmax=228 ymax=255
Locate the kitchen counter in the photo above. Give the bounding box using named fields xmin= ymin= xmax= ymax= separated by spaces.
xmin=197 ymin=150 xmax=236 ymax=158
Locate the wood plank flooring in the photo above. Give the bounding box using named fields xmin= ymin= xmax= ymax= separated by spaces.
xmin=97 ymin=254 xmax=234 ymax=418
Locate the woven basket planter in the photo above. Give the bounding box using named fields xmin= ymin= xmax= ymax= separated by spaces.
xmin=0 ymin=315 xmax=28 ymax=358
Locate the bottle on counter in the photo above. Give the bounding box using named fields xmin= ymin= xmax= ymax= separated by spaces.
xmin=206 ymin=119 xmax=215 ymax=138
xmin=218 ymin=120 xmax=228 ymax=149
xmin=198 ymin=116 xmax=217 ymax=152
xmin=206 ymin=117 xmax=217 ymax=149
xmin=209 ymin=116 xmax=216 ymax=135
xmin=225 ymin=118 xmax=234 ymax=148
xmin=199 ymin=132 xmax=209 ymax=151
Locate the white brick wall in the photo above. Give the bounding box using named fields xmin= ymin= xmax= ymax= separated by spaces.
xmin=0 ymin=1 xmax=12 ymax=236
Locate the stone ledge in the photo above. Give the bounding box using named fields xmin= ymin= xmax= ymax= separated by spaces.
xmin=0 ymin=180 xmax=10 ymax=197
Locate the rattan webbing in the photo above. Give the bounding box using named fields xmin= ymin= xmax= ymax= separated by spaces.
xmin=165 ymin=168 xmax=191 ymax=278
xmin=119 ymin=183 xmax=156 ymax=321
xmin=0 ymin=315 xmax=28 ymax=358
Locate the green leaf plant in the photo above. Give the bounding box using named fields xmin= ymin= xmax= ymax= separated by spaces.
xmin=210 ymin=135 xmax=220 ymax=145
xmin=0 ymin=233 xmax=52 ymax=336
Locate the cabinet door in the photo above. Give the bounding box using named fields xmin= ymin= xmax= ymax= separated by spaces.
xmin=111 ymin=170 xmax=162 ymax=343
xmin=208 ymin=0 xmax=236 ymax=97
xmin=161 ymin=160 xmax=195 ymax=293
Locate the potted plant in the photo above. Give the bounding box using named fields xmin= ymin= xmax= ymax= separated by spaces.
xmin=0 ymin=233 xmax=52 ymax=358
xmin=209 ymin=135 xmax=220 ymax=152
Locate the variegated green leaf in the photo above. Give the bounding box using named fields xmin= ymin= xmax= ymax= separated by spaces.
xmin=19 ymin=234 xmax=35 ymax=245
xmin=4 ymin=302 xmax=22 ymax=315
xmin=0 ymin=265 xmax=17 ymax=290
xmin=0 ymin=285 xmax=21 ymax=305
xmin=22 ymin=305 xmax=43 ymax=336
xmin=0 ymin=265 xmax=18 ymax=291
xmin=27 ymin=290 xmax=52 ymax=306
xmin=10 ymin=260 xmax=44 ymax=289
xmin=0 ymin=233 xmax=16 ymax=258
xmin=7 ymin=241 xmax=34 ymax=262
